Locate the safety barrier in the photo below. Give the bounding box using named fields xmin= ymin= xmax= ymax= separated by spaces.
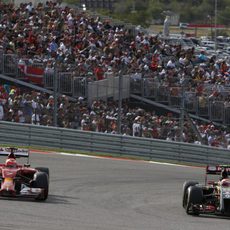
xmin=224 ymin=107 xmax=230 ymax=125
xmin=0 ymin=121 xmax=229 ymax=165
xmin=184 ymin=92 xmax=197 ymax=113
xmin=58 ymin=72 xmax=73 ymax=95
xmin=72 ymin=77 xmax=88 ymax=98
xmin=142 ymin=78 xmax=156 ymax=98
xmin=43 ymin=69 xmax=55 ymax=89
xmin=0 ymin=54 xmax=88 ymax=98
xmin=0 ymin=49 xmax=3 ymax=73
xmin=209 ymin=101 xmax=224 ymax=122
xmin=3 ymin=54 xmax=18 ymax=76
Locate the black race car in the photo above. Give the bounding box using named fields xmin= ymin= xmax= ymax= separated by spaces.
xmin=183 ymin=165 xmax=230 ymax=216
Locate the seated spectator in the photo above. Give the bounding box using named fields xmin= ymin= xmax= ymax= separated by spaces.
xmin=197 ymin=51 xmax=208 ymax=63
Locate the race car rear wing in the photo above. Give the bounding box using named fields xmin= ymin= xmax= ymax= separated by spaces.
xmin=206 ymin=165 xmax=230 ymax=175
xmin=0 ymin=147 xmax=29 ymax=158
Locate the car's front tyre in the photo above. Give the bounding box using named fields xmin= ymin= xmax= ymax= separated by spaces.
xmin=186 ymin=186 xmax=203 ymax=215
xmin=35 ymin=167 xmax=49 ymax=178
xmin=33 ymin=172 xmax=49 ymax=201
xmin=182 ymin=181 xmax=198 ymax=208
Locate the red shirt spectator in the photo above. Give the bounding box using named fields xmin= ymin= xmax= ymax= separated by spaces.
xmin=94 ymin=66 xmax=104 ymax=80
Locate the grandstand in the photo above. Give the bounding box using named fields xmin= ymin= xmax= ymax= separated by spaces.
xmin=0 ymin=1 xmax=230 ymax=148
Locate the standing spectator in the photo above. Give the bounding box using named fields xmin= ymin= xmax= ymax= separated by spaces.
xmin=22 ymin=94 xmax=33 ymax=123
xmin=31 ymin=108 xmax=40 ymax=125
xmin=18 ymin=109 xmax=25 ymax=123
xmin=94 ymin=64 xmax=104 ymax=80
xmin=132 ymin=116 xmax=141 ymax=137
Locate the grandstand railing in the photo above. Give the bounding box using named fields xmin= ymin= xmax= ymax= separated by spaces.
xmin=88 ymin=75 xmax=130 ymax=103
xmin=0 ymin=121 xmax=229 ymax=165
xmin=130 ymin=77 xmax=230 ymax=125
xmin=0 ymin=54 xmax=130 ymax=102
xmin=0 ymin=53 xmax=230 ymax=125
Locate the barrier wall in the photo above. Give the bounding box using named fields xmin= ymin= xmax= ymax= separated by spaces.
xmin=0 ymin=121 xmax=229 ymax=165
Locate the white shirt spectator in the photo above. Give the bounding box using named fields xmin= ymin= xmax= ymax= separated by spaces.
xmin=179 ymin=57 xmax=186 ymax=66
xmin=31 ymin=113 xmax=40 ymax=125
xmin=166 ymin=60 xmax=175 ymax=68
xmin=59 ymin=42 xmax=67 ymax=53
xmin=32 ymin=100 xmax=38 ymax=109
xmin=208 ymin=135 xmax=214 ymax=146
xmin=26 ymin=3 xmax=34 ymax=12
xmin=18 ymin=110 xmax=25 ymax=123
xmin=135 ymin=34 xmax=142 ymax=43
xmin=132 ymin=121 xmax=141 ymax=137
xmin=141 ymin=37 xmax=150 ymax=46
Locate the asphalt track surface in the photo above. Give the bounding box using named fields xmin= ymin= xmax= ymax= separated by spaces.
xmin=0 ymin=151 xmax=229 ymax=230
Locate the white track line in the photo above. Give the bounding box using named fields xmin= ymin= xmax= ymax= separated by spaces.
xmin=149 ymin=161 xmax=198 ymax=168
xmin=58 ymin=152 xmax=198 ymax=168
xmin=59 ymin=152 xmax=99 ymax=158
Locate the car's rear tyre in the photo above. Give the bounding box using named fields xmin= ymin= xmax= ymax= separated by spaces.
xmin=33 ymin=172 xmax=49 ymax=201
xmin=182 ymin=181 xmax=198 ymax=208
xmin=186 ymin=186 xmax=203 ymax=215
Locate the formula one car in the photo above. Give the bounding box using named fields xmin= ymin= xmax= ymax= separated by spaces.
xmin=182 ymin=165 xmax=230 ymax=216
xmin=0 ymin=147 xmax=49 ymax=201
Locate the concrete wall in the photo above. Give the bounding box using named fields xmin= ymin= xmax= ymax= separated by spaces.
xmin=0 ymin=121 xmax=229 ymax=165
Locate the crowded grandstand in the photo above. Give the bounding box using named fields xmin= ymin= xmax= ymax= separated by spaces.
xmin=0 ymin=1 xmax=230 ymax=149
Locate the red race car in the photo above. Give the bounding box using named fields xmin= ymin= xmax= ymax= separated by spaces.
xmin=0 ymin=147 xmax=49 ymax=201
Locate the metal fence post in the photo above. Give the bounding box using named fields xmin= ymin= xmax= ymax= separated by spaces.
xmin=53 ymin=65 xmax=58 ymax=127
xmin=118 ymin=72 xmax=123 ymax=134
xmin=180 ymin=80 xmax=185 ymax=142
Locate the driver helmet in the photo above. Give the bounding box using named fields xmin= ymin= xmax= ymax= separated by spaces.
xmin=221 ymin=168 xmax=228 ymax=179
xmin=5 ymin=158 xmax=17 ymax=168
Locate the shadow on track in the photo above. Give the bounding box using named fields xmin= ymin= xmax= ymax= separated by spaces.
xmin=188 ymin=214 xmax=230 ymax=220
xmin=46 ymin=194 xmax=80 ymax=204
xmin=0 ymin=194 xmax=78 ymax=204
